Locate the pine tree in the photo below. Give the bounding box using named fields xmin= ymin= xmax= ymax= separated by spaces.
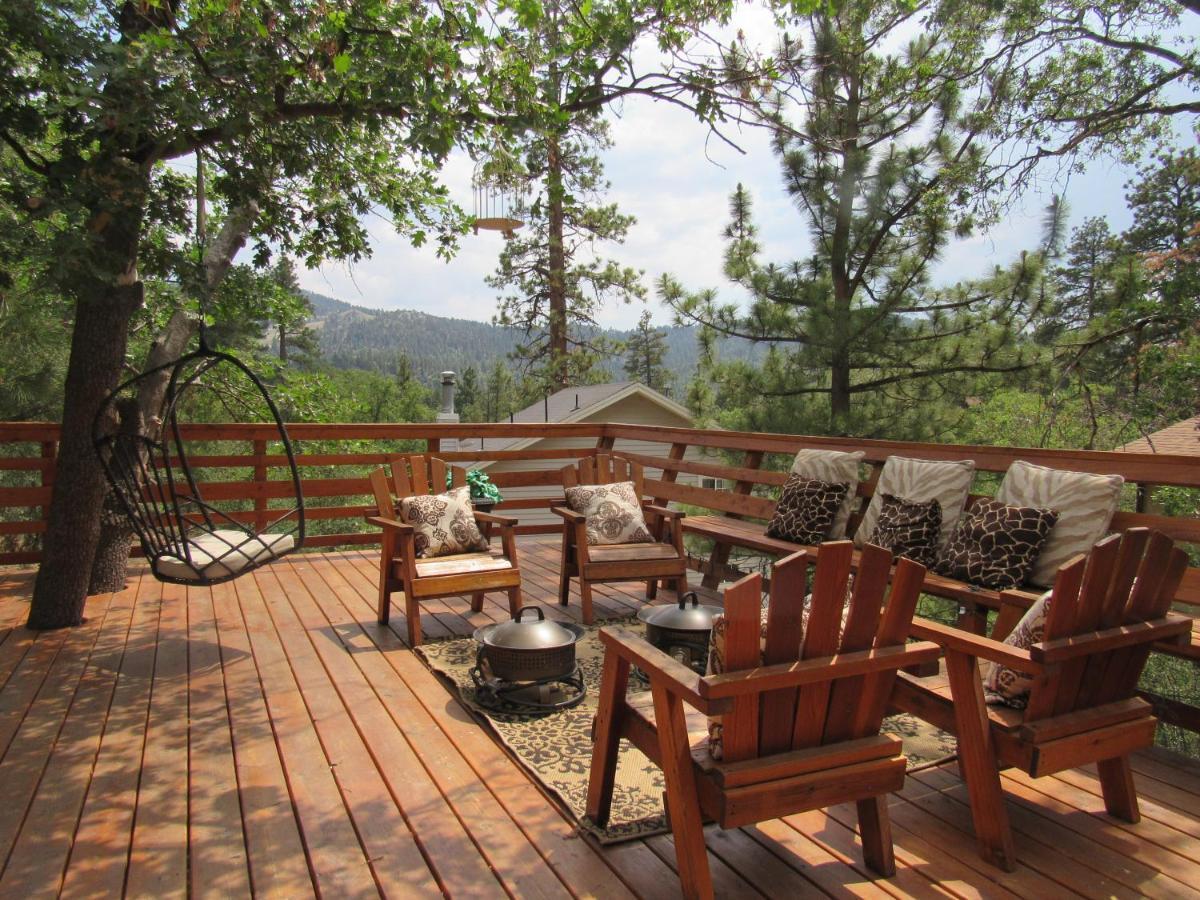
xmin=487 ymin=3 xmax=646 ymax=392
xmin=270 ymin=258 xmax=319 ymax=366
xmin=661 ymin=6 xmax=1038 ymax=436
xmin=1051 ymin=218 xmax=1119 ymax=331
xmin=623 ymin=311 xmax=673 ymax=394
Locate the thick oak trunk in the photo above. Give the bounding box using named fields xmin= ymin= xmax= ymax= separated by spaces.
xmin=84 ymin=202 xmax=256 ymax=596
xmin=29 ymin=277 xmax=144 ymax=628
xmin=87 ymin=309 xmax=197 ymax=594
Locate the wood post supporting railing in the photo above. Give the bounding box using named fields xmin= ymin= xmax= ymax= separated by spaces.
xmin=701 ymin=449 xmax=764 ymax=589
xmin=252 ymin=438 xmax=268 ymax=532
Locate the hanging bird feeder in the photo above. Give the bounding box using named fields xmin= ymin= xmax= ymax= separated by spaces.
xmin=472 ymin=157 xmax=525 ymax=239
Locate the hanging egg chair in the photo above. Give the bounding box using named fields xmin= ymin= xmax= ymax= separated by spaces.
xmin=93 ymin=334 xmax=305 ymax=586
xmin=472 ymin=157 xmax=526 ymax=239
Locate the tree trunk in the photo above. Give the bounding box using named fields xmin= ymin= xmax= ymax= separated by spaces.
xmin=87 ymin=309 xmax=197 ymax=594
xmin=546 ymin=131 xmax=569 ymax=389
xmin=30 ymin=275 xmax=145 ymax=628
xmin=279 ymin=321 xmax=288 ymax=362
xmin=827 ymin=68 xmax=861 ymax=434
xmin=84 ymin=204 xmax=258 ymax=596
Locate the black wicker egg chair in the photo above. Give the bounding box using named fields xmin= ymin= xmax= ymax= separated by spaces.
xmin=93 ymin=338 xmax=305 ymax=586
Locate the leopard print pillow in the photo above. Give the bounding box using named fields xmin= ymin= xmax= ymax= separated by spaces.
xmin=766 ymin=475 xmax=850 ymax=545
xmin=934 ymin=498 xmax=1059 ymax=590
xmin=983 ymin=591 xmax=1051 ymax=708
xmin=399 ymin=486 xmax=489 ymax=558
xmin=868 ymin=494 xmax=942 ymax=568
xmin=564 ymin=481 xmax=654 ymax=545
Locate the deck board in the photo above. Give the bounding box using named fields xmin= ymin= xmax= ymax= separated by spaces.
xmin=0 ymin=539 xmax=1196 ymax=898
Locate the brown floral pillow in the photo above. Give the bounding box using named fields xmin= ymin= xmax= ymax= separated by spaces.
xmin=983 ymin=591 xmax=1051 ymax=708
xmin=400 ymin=486 xmax=489 ymax=558
xmin=564 ymin=481 xmax=654 ymax=545
xmin=766 ymin=475 xmax=850 ymax=545
xmin=934 ymin=498 xmax=1059 ymax=590
xmin=868 ymin=494 xmax=942 ymax=567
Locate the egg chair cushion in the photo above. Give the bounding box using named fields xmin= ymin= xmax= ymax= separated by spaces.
xmin=155 ymin=529 xmax=296 ymax=583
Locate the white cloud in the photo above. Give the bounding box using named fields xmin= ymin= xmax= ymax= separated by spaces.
xmin=295 ymin=9 xmax=1173 ymax=330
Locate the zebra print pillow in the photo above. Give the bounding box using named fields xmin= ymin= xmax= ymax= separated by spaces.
xmin=765 ymin=475 xmax=849 ymax=545
xmin=996 ymin=461 xmax=1123 ymax=587
xmin=854 ymin=456 xmax=974 ymax=552
xmin=790 ymin=449 xmax=864 ymax=538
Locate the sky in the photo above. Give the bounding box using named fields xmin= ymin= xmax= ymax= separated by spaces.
xmin=295 ymin=10 xmax=1194 ymax=330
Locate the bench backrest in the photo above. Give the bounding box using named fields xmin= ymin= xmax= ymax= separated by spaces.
xmin=713 ymin=543 xmax=925 ymax=763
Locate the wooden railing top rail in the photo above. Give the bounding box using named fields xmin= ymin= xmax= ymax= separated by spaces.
xmin=3 ymin=418 xmax=1197 ymax=485
xmin=603 ymin=423 xmax=1200 ymax=488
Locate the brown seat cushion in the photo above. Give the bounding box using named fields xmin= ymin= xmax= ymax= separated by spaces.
xmin=402 ymin=550 xmax=512 ymax=579
xmin=766 ymin=475 xmax=850 ymax=545
xmin=868 ymin=494 xmax=942 ymax=568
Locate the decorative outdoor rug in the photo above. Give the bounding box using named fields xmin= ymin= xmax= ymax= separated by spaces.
xmin=417 ymin=621 xmax=956 ymax=845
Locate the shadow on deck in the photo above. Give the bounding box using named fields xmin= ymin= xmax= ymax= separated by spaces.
xmin=0 ymin=537 xmax=1196 ymax=898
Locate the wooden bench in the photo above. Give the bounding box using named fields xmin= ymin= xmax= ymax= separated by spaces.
xmin=680 ymin=513 xmax=1042 ymax=631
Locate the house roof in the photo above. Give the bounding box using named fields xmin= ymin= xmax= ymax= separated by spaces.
xmin=458 ymin=381 xmax=692 ymax=458
xmin=1117 ymin=416 xmax=1200 ymax=455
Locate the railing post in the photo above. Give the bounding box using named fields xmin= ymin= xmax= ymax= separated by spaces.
xmin=702 ymin=449 xmax=764 ymax=589
xmin=253 ymin=439 xmax=268 ymax=532
xmin=652 ymin=442 xmax=688 ymax=508
xmin=39 ymin=440 xmax=56 ymax=536
xmin=428 ymin=437 xmax=441 ymax=455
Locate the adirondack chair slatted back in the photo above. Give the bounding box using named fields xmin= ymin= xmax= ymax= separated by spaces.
xmin=718 ymin=543 xmax=925 ymax=764
xmin=1024 ymin=528 xmax=1189 ymax=722
xmin=389 ymin=454 xmax=466 ymax=502
xmin=369 ymin=468 xmax=396 ymax=517
xmin=564 ymin=453 xmax=644 ymax=498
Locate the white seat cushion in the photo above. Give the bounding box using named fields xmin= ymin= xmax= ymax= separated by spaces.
xmin=155 ymin=529 xmax=295 ymax=582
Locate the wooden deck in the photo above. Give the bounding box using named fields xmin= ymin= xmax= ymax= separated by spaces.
xmin=0 ymin=537 xmax=1197 ymax=899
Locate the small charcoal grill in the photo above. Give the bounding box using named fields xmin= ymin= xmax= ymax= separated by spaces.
xmin=470 ymin=606 xmax=586 ymax=713
xmin=637 ymin=591 xmax=723 ymax=674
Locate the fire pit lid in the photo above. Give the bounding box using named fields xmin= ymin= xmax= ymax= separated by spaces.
xmin=478 ymin=606 xmax=578 ymax=650
xmin=637 ymin=591 xmax=723 ymax=633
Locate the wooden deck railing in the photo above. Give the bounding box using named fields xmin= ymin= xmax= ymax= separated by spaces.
xmin=1 ymin=419 xmax=1196 ymax=733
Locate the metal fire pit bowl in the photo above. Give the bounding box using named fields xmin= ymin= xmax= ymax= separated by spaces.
xmin=470 ymin=606 xmax=586 ymax=713
xmin=637 ymin=591 xmax=723 ymax=675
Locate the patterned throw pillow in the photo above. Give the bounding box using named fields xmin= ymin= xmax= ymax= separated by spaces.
xmin=766 ymin=475 xmax=850 ymax=545
xmin=996 ymin=460 xmax=1123 ymax=588
xmin=983 ymin=591 xmax=1052 ymax=708
xmin=854 ymin=456 xmax=974 ymax=553
xmin=564 ymin=481 xmax=654 ymax=546
xmin=791 ymin=449 xmax=865 ymax=538
xmin=868 ymin=494 xmax=942 ymax=567
xmin=934 ymin=498 xmax=1059 ymax=590
xmin=399 ymin=486 xmax=489 ymax=558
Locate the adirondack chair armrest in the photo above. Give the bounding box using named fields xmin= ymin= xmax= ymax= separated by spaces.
xmin=911 ymin=617 xmax=1043 ymax=674
xmin=551 ymin=506 xmax=585 ymax=525
xmin=1030 ymin=613 xmax=1193 ymax=664
xmin=473 ymin=510 xmax=519 ymax=528
xmin=642 ymin=504 xmax=683 ymax=520
xmin=597 ymin=626 xmax=731 ymax=716
xmin=700 ymin=642 xmax=942 ymax=700
xmin=366 ymin=515 xmax=415 ymax=534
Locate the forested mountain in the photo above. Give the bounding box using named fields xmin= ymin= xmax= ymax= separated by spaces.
xmin=304 ymin=291 xmax=762 ymax=384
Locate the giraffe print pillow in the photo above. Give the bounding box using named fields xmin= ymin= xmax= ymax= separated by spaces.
xmin=868 ymin=494 xmax=942 ymax=568
xmin=934 ymin=498 xmax=1059 ymax=590
xmin=766 ymin=475 xmax=850 ymax=545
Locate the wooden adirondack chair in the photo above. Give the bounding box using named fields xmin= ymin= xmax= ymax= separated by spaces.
xmin=586 ymin=543 xmax=940 ymax=899
xmin=552 ymin=453 xmax=687 ymax=624
xmin=891 ymin=528 xmax=1192 ymax=871
xmin=366 ymin=454 xmax=523 ymax=647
